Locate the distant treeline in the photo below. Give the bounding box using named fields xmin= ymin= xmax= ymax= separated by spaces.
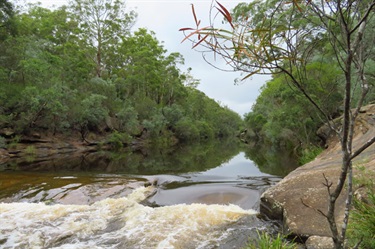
xmin=0 ymin=0 xmax=243 ymax=147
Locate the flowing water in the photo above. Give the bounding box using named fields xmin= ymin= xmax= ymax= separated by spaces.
xmin=0 ymin=141 xmax=296 ymax=248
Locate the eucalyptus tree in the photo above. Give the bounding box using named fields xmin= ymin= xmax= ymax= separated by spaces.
xmin=69 ymin=0 xmax=136 ymax=78
xmin=245 ymin=60 xmax=343 ymax=150
xmin=0 ymin=0 xmax=17 ymax=83
xmin=0 ymin=0 xmax=16 ymax=40
xmin=180 ymin=0 xmax=375 ymax=248
xmin=115 ymin=28 xmax=187 ymax=106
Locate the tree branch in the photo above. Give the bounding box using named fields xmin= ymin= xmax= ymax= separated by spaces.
xmin=350 ymin=135 xmax=375 ymax=160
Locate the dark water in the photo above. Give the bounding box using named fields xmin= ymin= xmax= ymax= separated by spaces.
xmin=0 ymin=139 xmax=298 ymax=248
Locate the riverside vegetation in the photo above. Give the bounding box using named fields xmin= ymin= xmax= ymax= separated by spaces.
xmin=180 ymin=0 xmax=375 ymax=248
xmin=0 ymin=0 xmax=243 ymax=150
xmin=2 ymin=0 xmax=375 ymax=248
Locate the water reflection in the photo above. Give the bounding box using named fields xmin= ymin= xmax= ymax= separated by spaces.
xmin=142 ymin=152 xmax=279 ymax=209
xmin=199 ymin=152 xmax=269 ymax=178
xmin=0 ymin=140 xmax=294 ymax=206
xmin=0 ymin=139 xmax=286 ymax=248
xmin=243 ymin=142 xmax=300 ymax=177
xmin=1 ymin=139 xmax=241 ymax=174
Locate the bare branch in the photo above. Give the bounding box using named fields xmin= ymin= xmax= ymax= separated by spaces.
xmin=300 ymin=197 xmax=328 ymax=218
xmin=349 ymin=2 xmax=375 ymax=35
xmin=322 ymin=173 xmax=333 ymax=195
xmin=350 ymin=135 xmax=375 ymax=160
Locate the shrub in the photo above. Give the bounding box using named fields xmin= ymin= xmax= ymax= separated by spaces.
xmin=174 ymin=118 xmax=200 ymax=141
xmin=117 ymin=105 xmax=139 ymax=134
xmin=25 ymin=145 xmax=36 ymax=155
xmin=299 ymin=145 xmax=324 ymax=165
xmin=107 ymin=131 xmax=131 ymax=150
xmin=8 ymin=135 xmax=21 ymax=149
xmin=196 ymin=121 xmax=214 ymax=139
xmin=347 ymin=167 xmax=375 ymax=248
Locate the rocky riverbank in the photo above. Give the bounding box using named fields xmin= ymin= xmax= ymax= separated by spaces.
xmin=260 ymin=104 xmax=375 ymax=248
xmin=0 ymin=131 xmax=149 ymax=168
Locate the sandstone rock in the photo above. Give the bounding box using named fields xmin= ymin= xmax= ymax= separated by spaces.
xmin=0 ymin=128 xmax=15 ymax=138
xmin=305 ymin=236 xmax=334 ymax=249
xmin=0 ymin=148 xmax=9 ymax=164
xmin=260 ymin=104 xmax=375 ymax=240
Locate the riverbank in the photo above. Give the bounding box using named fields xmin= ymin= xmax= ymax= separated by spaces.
xmin=260 ymin=104 xmax=375 ymax=248
xmin=0 ymin=130 xmax=147 ymax=167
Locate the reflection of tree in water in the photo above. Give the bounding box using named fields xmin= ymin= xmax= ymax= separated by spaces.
xmin=115 ymin=138 xmax=242 ymax=174
xmin=6 ymin=138 xmax=242 ymax=175
xmin=242 ymin=142 xmax=299 ymax=177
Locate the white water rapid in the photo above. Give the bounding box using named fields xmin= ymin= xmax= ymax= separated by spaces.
xmin=0 ymin=186 xmax=257 ymax=249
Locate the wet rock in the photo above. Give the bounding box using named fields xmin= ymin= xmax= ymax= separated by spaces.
xmin=305 ymin=236 xmax=334 ymax=249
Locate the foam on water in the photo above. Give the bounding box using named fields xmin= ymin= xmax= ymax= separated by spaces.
xmin=0 ymin=186 xmax=257 ymax=249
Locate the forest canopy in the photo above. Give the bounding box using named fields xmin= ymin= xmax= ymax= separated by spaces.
xmin=0 ymin=0 xmax=243 ymax=146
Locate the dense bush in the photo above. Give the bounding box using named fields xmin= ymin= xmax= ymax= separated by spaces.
xmin=0 ymin=2 xmax=243 ymax=144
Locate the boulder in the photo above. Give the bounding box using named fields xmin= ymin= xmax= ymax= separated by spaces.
xmin=305 ymin=236 xmax=334 ymax=249
xmin=260 ymin=104 xmax=375 ymax=241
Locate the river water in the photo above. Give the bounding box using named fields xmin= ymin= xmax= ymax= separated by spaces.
xmin=0 ymin=141 xmax=296 ymax=248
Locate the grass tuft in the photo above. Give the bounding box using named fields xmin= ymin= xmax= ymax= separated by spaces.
xmin=244 ymin=231 xmax=297 ymax=249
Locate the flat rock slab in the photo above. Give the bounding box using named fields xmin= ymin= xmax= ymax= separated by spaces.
xmin=260 ymin=105 xmax=375 ymax=239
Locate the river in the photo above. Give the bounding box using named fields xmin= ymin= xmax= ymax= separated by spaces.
xmin=0 ymin=140 xmax=298 ymax=248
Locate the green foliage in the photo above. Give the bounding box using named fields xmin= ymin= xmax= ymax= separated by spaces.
xmin=74 ymin=94 xmax=109 ymax=131
xmin=142 ymin=112 xmax=166 ymax=138
xmin=299 ymin=145 xmax=324 ymax=165
xmin=116 ymin=104 xmax=139 ymax=135
xmin=0 ymin=0 xmax=16 ymax=41
xmin=244 ymin=63 xmax=342 ymax=153
xmin=107 ymin=131 xmax=131 ymax=150
xmin=347 ymin=168 xmax=375 ymax=249
xmin=196 ymin=121 xmax=214 ymax=139
xmin=25 ymin=145 xmax=36 ymax=155
xmin=14 ymin=85 xmax=71 ymax=133
xmin=162 ymin=104 xmax=184 ymax=127
xmin=0 ymin=2 xmax=243 ymax=146
xmin=243 ymin=143 xmax=299 ymax=177
xmin=174 ymin=117 xmax=200 ymax=141
xmin=245 ymin=231 xmax=297 ymax=249
xmin=69 ymin=0 xmax=136 ymax=78
xmin=8 ymin=135 xmax=20 ymax=149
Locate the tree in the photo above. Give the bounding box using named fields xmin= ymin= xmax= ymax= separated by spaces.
xmin=0 ymin=0 xmax=16 ymax=41
xmin=180 ymin=0 xmax=375 ymax=248
xmin=244 ymin=61 xmax=343 ymax=151
xmin=69 ymin=0 xmax=136 ymax=78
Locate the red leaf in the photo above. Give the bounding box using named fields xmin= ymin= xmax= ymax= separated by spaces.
xmin=180 ymin=26 xmax=211 ymax=43
xmin=215 ymin=1 xmax=234 ymax=29
xmin=179 ymin=27 xmax=195 ymax=31
xmin=192 ymin=34 xmax=209 ymax=48
xmin=191 ymin=4 xmax=199 ymax=27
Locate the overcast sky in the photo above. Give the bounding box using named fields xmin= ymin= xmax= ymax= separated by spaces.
xmin=26 ymin=0 xmax=269 ymax=117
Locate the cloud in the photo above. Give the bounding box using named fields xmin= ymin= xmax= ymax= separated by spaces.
xmin=127 ymin=0 xmax=269 ymax=116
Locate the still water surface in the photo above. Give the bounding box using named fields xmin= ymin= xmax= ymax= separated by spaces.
xmin=0 ymin=141 xmax=296 ymax=248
